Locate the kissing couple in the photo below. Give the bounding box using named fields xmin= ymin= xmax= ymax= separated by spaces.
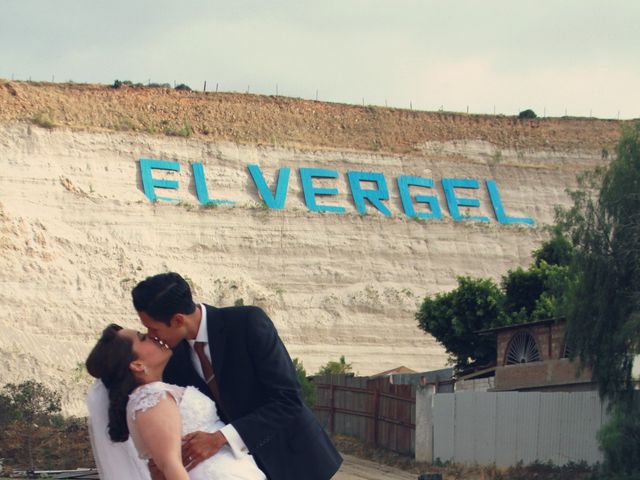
xmin=86 ymin=272 xmax=342 ymax=480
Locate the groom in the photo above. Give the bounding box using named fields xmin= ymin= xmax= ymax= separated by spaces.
xmin=131 ymin=272 xmax=342 ymax=480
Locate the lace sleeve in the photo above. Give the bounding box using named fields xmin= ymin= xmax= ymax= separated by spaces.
xmin=127 ymin=382 xmax=181 ymax=422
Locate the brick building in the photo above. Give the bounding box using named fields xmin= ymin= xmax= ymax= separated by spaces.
xmin=480 ymin=318 xmax=596 ymax=392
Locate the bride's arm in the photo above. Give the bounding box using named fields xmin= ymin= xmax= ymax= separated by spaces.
xmin=133 ymin=395 xmax=189 ymax=480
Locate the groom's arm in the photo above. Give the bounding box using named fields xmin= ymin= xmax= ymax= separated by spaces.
xmin=181 ymin=307 xmax=303 ymax=466
xmin=230 ymin=307 xmax=305 ymax=452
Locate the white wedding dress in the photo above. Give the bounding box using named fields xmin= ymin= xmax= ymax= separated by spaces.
xmin=127 ymin=381 xmax=266 ymax=480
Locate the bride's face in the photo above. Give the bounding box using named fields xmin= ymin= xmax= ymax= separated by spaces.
xmin=118 ymin=328 xmax=172 ymax=371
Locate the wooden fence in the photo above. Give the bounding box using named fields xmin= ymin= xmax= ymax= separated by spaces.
xmin=312 ymin=374 xmax=416 ymax=455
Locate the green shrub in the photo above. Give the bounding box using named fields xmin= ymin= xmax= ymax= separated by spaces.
xmin=113 ymin=79 xmax=134 ymax=89
xmin=31 ymin=111 xmax=55 ymax=129
xmin=317 ymin=355 xmax=353 ymax=375
xmin=293 ymin=358 xmax=316 ymax=408
xmin=166 ymin=121 xmax=194 ymax=138
xmin=177 ymin=121 xmax=194 ymax=137
xmin=597 ymin=405 xmax=640 ymax=479
xmin=175 ymin=83 xmax=192 ymax=92
xmin=518 ymin=109 xmax=537 ymax=119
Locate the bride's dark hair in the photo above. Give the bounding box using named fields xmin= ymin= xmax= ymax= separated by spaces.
xmin=86 ymin=324 xmax=140 ymax=442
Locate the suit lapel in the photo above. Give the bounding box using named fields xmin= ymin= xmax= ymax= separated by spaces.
xmin=205 ymin=304 xmax=226 ymax=381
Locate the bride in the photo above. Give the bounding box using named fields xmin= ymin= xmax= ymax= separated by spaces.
xmin=85 ymin=324 xmax=266 ymax=480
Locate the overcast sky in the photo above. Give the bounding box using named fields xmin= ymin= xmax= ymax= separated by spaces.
xmin=2 ymin=0 xmax=638 ymax=119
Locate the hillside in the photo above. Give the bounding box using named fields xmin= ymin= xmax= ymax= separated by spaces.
xmin=0 ymin=80 xmax=622 ymax=414
xmin=0 ymin=80 xmax=623 ymax=154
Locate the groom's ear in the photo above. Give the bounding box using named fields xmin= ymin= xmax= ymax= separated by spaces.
xmin=170 ymin=313 xmax=185 ymax=328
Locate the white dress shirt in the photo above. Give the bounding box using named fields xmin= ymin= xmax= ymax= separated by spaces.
xmin=188 ymin=304 xmax=248 ymax=456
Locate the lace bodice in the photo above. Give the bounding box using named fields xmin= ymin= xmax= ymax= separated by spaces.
xmin=127 ymin=382 xmax=185 ymax=421
xmin=127 ymin=382 xmax=225 ymax=454
xmin=126 ymin=382 xmax=265 ymax=480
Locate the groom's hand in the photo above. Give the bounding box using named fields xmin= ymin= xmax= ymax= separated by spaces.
xmin=147 ymin=459 xmax=166 ymax=480
xmin=182 ymin=430 xmax=228 ymax=471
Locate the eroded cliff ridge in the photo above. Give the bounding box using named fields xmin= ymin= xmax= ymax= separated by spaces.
xmin=0 ymin=81 xmax=622 ymax=413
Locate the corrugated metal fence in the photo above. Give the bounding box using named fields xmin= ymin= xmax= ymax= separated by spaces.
xmin=416 ymin=390 xmax=610 ymax=466
xmin=312 ymin=374 xmax=416 ymax=455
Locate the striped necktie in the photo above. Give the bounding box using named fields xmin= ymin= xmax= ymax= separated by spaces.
xmin=193 ymin=341 xmax=228 ymax=419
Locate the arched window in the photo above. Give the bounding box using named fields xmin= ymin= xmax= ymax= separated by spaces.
xmin=505 ymin=331 xmax=541 ymax=364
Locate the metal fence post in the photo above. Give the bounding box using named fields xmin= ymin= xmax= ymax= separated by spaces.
xmin=415 ymin=384 xmax=435 ymax=462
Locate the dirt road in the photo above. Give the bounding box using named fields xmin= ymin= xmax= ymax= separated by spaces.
xmin=334 ymin=454 xmax=416 ymax=480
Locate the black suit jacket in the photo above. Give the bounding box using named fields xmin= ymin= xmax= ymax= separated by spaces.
xmin=163 ymin=304 xmax=342 ymax=480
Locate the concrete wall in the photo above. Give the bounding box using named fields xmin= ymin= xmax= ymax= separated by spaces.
xmin=416 ymin=389 xmax=609 ymax=466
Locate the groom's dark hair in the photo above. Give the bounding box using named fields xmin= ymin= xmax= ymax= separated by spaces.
xmin=132 ymin=272 xmax=196 ymax=324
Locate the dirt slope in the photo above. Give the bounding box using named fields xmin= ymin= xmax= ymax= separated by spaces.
xmin=0 ymin=80 xmax=624 ymax=155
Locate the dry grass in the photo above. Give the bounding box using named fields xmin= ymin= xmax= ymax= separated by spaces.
xmin=0 ymin=80 xmax=625 ymax=156
xmin=30 ymin=111 xmax=55 ymax=129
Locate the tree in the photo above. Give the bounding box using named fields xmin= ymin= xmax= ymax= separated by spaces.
xmin=597 ymin=406 xmax=640 ymax=479
xmin=416 ymin=276 xmax=507 ymax=370
xmin=558 ymin=121 xmax=640 ymax=404
xmin=416 ymin=232 xmax=575 ymax=371
xmin=317 ymin=355 xmax=353 ymax=375
xmin=1 ymin=381 xmax=62 ymax=471
xmin=502 ymin=261 xmax=573 ymax=322
xmin=0 ymin=390 xmax=17 ymax=433
xmin=518 ymin=109 xmax=537 ymax=119
xmin=502 ymin=266 xmax=547 ymax=319
xmin=532 ymin=227 xmax=574 ymax=267
xmin=501 ymin=229 xmax=574 ymax=322
xmin=292 ymin=358 xmax=316 ymax=408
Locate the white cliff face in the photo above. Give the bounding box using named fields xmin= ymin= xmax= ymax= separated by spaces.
xmin=0 ymin=123 xmax=603 ymax=415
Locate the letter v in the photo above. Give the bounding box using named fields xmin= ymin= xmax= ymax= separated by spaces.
xmin=248 ymin=164 xmax=291 ymax=209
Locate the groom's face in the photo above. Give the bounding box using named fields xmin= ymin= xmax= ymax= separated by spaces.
xmin=137 ymin=310 xmax=185 ymax=348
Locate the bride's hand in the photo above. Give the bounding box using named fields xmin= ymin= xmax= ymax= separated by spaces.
xmin=182 ymin=430 xmax=228 ymax=470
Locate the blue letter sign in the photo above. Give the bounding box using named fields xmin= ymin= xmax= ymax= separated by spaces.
xmin=299 ymin=168 xmax=346 ymax=214
xmin=137 ymin=158 xmax=535 ymax=226
xmin=139 ymin=158 xmax=180 ymax=202
xmin=347 ymin=171 xmax=392 ymax=217
xmin=248 ymin=164 xmax=291 ymax=209
xmin=397 ymin=176 xmax=442 ymax=220
xmin=192 ymin=163 xmax=236 ymax=205
xmin=442 ymin=178 xmax=489 ymax=222
xmin=486 ymin=180 xmax=534 ymax=225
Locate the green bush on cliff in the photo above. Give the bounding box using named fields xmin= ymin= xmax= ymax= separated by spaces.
xmin=518 ymin=109 xmax=537 ymax=119
xmin=31 ymin=111 xmax=55 ymax=129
